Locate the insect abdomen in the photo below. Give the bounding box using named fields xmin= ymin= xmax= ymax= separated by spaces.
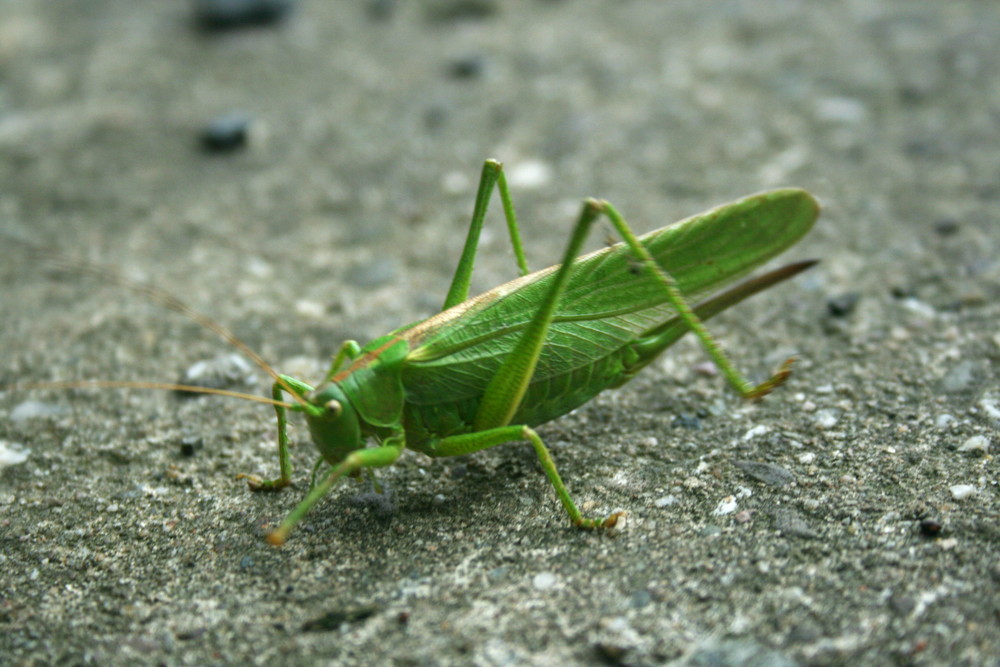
xmin=404 ymin=348 xmax=632 ymax=450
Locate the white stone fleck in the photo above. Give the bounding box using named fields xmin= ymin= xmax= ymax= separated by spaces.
xmin=0 ymin=441 xmax=30 ymax=469
xmin=294 ymin=299 xmax=326 ymax=319
xmin=654 ymin=495 xmax=678 ymax=508
xmin=712 ymin=496 xmax=738 ymax=516
xmin=743 ymin=425 xmax=770 ymax=441
xmin=814 ymin=409 xmax=840 ymax=429
xmin=532 ymin=572 xmax=557 ymax=591
xmin=507 ymin=159 xmax=553 ymax=189
xmin=441 ymin=170 xmax=470 ymax=195
xmin=949 ymin=484 xmax=978 ymax=500
xmin=958 ymin=435 xmax=990 ymax=453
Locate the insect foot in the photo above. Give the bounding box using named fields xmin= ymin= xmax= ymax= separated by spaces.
xmin=236 ymin=473 xmax=292 ymax=492
xmin=744 ymin=357 xmax=797 ymax=401
xmin=575 ymin=511 xmax=627 ymax=530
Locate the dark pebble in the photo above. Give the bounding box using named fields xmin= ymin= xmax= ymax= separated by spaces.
xmin=889 ymin=594 xmax=917 ymax=616
xmin=734 ymin=460 xmax=796 ymax=487
xmin=447 ymin=54 xmax=486 ymax=79
xmin=194 ymin=0 xmax=295 ymax=31
xmin=771 ymin=508 xmax=816 ymax=539
xmin=348 ymin=482 xmax=396 ymax=517
xmin=425 ymin=0 xmax=497 ymax=23
xmin=671 ymin=413 xmax=701 ymax=430
xmin=593 ymin=642 xmax=629 ymax=665
xmin=200 ymin=112 xmax=252 ymax=153
xmin=933 ymin=219 xmax=960 ymax=236
xmin=175 ymin=627 xmax=208 ymax=641
xmin=919 ymin=518 xmax=943 ymax=537
xmin=629 ymin=589 xmax=653 ymax=609
xmin=301 ymin=605 xmax=379 ymax=632
xmin=179 ymin=437 xmax=204 ymax=458
xmin=826 ymin=292 xmax=860 ymax=317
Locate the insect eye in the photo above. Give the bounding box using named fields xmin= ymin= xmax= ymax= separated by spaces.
xmin=324 ymin=399 xmax=342 ymax=417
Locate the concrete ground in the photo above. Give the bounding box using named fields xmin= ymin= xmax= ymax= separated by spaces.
xmin=1 ymin=2 xmax=997 ymax=665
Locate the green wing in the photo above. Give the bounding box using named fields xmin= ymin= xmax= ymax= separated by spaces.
xmin=402 ymin=189 xmax=818 ymax=405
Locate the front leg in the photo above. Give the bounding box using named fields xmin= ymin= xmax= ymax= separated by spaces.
xmin=267 ymin=437 xmax=405 ymax=545
xmin=237 ymin=375 xmax=314 ymax=492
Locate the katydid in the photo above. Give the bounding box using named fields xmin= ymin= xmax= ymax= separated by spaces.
xmin=9 ymin=160 xmax=819 ymax=545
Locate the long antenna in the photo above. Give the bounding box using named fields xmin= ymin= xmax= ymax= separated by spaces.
xmin=9 ymin=242 xmax=311 ymax=409
xmin=4 ymin=380 xmax=295 ymax=408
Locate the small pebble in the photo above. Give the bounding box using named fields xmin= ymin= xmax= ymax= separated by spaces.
xmin=742 ymin=424 xmax=770 ymax=441
xmin=813 ymin=409 xmax=840 ymax=429
xmin=447 ymin=54 xmax=486 ymax=79
xmin=177 ymin=353 xmax=256 ymax=395
xmin=733 ymin=460 xmax=795 ymax=487
xmin=939 ymin=360 xmax=978 ymax=393
xmin=814 ymin=96 xmax=867 ymax=123
xmin=712 ymin=496 xmax=738 ymax=516
xmin=919 ymin=519 xmax=943 ymax=537
xmin=933 ymin=219 xmax=960 ymax=236
xmin=935 ymin=414 xmax=957 ymax=428
xmin=979 ymin=395 xmax=1000 ymax=421
xmin=692 ymin=361 xmax=718 ymax=376
xmin=194 ymin=0 xmax=295 ymax=30
xmin=949 ymin=484 xmax=977 ymax=500
xmin=901 ymin=297 xmax=937 ymax=318
xmin=890 ymin=285 xmax=915 ymax=299
xmin=672 ymin=413 xmax=701 ymax=430
xmin=9 ymin=400 xmax=68 ymax=421
xmin=0 ymin=440 xmax=31 ymax=469
xmin=532 ymin=572 xmax=557 ymax=590
xmin=179 ymin=437 xmax=203 ymax=458
xmin=826 ymin=292 xmax=860 ymax=317
xmin=200 ymin=112 xmax=252 ymax=152
xmin=629 ymin=589 xmax=652 ymax=609
xmin=653 ymin=495 xmax=678 ymax=508
xmin=507 ymin=159 xmax=552 ymax=190
xmin=958 ymin=435 xmax=990 ymax=453
xmin=425 ymin=0 xmax=498 ymax=23
xmin=772 ymin=508 xmax=816 ymax=539
xmin=295 ymin=299 xmax=327 ymax=319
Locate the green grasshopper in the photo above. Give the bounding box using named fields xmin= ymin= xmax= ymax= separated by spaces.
xmin=11 ymin=160 xmax=819 ymax=545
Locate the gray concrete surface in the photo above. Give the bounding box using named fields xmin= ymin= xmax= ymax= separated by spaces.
xmin=1 ymin=2 xmax=997 ymax=665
